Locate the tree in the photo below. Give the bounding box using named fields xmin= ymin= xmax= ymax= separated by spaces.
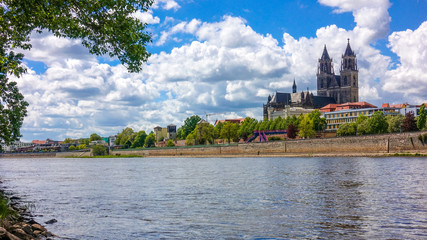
xmin=402 ymin=111 xmax=417 ymax=132
xmin=368 ymin=111 xmax=388 ymax=134
xmin=214 ymin=121 xmax=223 ymax=141
xmin=89 ymin=133 xmax=102 ymax=142
xmin=1 ymin=0 xmax=154 ymax=145
xmin=386 ymin=114 xmax=404 ymax=133
xmin=287 ymin=123 xmax=297 ymax=139
xmin=115 ymin=127 xmax=134 ymax=145
xmin=355 ymin=113 xmax=370 ymax=135
xmin=144 ymin=132 xmax=155 ymax=148
xmin=76 ymin=144 xmax=87 ymax=150
xmin=0 ymin=77 xmax=28 ymax=145
xmin=166 ymin=139 xmax=175 ymax=147
xmin=180 ymin=115 xmax=202 ymax=140
xmin=63 ymin=138 xmax=75 ymax=144
xmin=131 ymin=130 xmax=147 ymax=148
xmin=357 ymin=119 xmax=370 ymax=135
xmin=337 ymin=123 xmax=356 ymax=136
xmin=185 ymin=131 xmax=196 ymax=146
xmin=1 ymin=0 xmax=153 ymax=74
xmin=220 ymin=122 xmax=239 ymax=143
xmin=356 ymin=114 xmax=368 ymax=125
xmin=92 ymin=145 xmax=107 ymax=156
xmin=195 ymin=122 xmax=215 ymax=145
xmin=79 ymin=138 xmax=90 ymax=145
xmin=309 ymin=110 xmax=326 ymax=132
xmin=298 ymin=114 xmax=315 ymax=138
xmin=417 ymin=104 xmax=426 ymax=130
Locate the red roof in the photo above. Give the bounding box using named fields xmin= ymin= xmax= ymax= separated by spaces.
xmin=390 ymin=103 xmax=409 ymax=108
xmin=214 ymin=118 xmax=246 ymax=125
xmin=320 ymin=101 xmax=377 ymax=112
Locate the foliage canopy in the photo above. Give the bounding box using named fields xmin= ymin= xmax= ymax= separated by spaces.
xmin=1 ymin=0 xmax=154 ymax=145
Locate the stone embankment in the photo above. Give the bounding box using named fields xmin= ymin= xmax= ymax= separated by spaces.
xmin=0 ymin=222 xmax=52 ymax=240
xmin=111 ymin=131 xmax=427 ymax=157
xmin=0 ymin=194 xmax=55 ymax=240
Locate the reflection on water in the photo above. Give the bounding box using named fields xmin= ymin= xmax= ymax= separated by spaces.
xmin=0 ymin=157 xmax=426 ymax=239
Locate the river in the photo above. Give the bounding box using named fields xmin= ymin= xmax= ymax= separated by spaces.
xmin=0 ymin=157 xmax=426 ymax=239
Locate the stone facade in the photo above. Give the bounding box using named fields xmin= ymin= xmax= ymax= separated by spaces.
xmin=317 ymin=39 xmax=359 ymax=104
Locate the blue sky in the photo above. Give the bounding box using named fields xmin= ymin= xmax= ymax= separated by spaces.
xmin=11 ymin=0 xmax=427 ymax=141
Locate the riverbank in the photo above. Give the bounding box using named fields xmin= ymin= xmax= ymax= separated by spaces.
xmin=0 ymin=191 xmax=54 ymax=240
xmin=110 ymin=131 xmax=427 ymax=158
xmin=1 ymin=131 xmax=427 ymax=159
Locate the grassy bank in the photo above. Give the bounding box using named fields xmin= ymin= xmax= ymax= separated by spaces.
xmin=0 ymin=194 xmax=17 ymax=223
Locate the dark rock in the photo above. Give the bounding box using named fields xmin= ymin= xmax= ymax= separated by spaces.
xmin=11 ymin=228 xmax=30 ymax=240
xmin=31 ymin=223 xmax=46 ymax=232
xmin=9 ymin=196 xmax=20 ymax=201
xmin=0 ymin=227 xmax=7 ymax=236
xmin=45 ymin=219 xmax=57 ymax=224
xmin=21 ymin=223 xmax=33 ymax=235
xmin=6 ymin=231 xmax=22 ymax=240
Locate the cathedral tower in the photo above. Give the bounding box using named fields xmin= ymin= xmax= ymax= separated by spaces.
xmin=316 ymin=40 xmax=359 ymax=104
xmin=339 ymin=39 xmax=358 ymax=102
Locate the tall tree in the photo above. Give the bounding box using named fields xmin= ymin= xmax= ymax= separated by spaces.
xmin=115 ymin=127 xmax=134 ymax=146
xmin=195 ymin=122 xmax=215 ymax=145
xmin=220 ymin=122 xmax=239 ymax=143
xmin=402 ymin=111 xmax=417 ymax=132
xmin=89 ymin=133 xmax=102 ymax=142
xmin=0 ymin=67 xmax=28 ymax=145
xmin=298 ymin=114 xmax=315 ymax=139
xmin=386 ymin=114 xmax=404 ymax=133
xmin=180 ymin=115 xmax=202 ymax=139
xmin=309 ymin=110 xmax=326 ymax=132
xmin=417 ymin=104 xmax=426 ymax=130
xmin=131 ymin=130 xmax=147 ymax=148
xmin=368 ymin=111 xmax=388 ymax=134
xmin=144 ymin=132 xmax=155 ymax=148
xmin=1 ymin=0 xmax=154 ymax=145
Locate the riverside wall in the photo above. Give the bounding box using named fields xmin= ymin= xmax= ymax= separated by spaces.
xmin=110 ymin=131 xmax=427 ymax=157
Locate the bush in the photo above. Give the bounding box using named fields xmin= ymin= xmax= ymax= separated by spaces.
xmin=268 ymin=136 xmax=283 ymax=141
xmin=76 ymin=144 xmax=87 ymax=150
xmin=166 ymin=139 xmax=175 ymax=147
xmin=287 ymin=123 xmax=297 ymax=139
xmin=0 ymin=195 xmax=16 ymax=221
xmin=68 ymin=145 xmax=76 ymax=151
xmin=419 ymin=133 xmax=427 ymax=144
xmin=337 ymin=123 xmax=356 ymax=136
xmin=92 ymin=145 xmax=107 ymax=156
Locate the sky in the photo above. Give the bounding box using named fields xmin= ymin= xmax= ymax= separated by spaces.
xmin=10 ymin=0 xmax=427 ymax=141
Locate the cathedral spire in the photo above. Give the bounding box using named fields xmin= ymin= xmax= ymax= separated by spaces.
xmin=344 ymin=38 xmax=355 ymax=56
xmin=292 ymin=78 xmax=297 ymax=93
xmin=321 ymin=45 xmax=331 ymax=60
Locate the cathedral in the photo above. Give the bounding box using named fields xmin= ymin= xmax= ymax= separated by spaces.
xmin=263 ymin=39 xmax=359 ymax=120
xmin=317 ymin=39 xmax=359 ymax=103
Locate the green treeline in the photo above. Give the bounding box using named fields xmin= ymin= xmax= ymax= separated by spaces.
xmin=336 ymin=105 xmax=426 ymax=137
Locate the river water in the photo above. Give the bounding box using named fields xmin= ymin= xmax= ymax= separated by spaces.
xmin=0 ymin=157 xmax=426 ymax=239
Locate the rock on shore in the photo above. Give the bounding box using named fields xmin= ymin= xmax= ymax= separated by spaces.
xmin=0 ymin=219 xmax=55 ymax=240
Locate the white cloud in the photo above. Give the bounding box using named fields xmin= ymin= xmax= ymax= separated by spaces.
xmin=132 ymin=9 xmax=160 ymax=24
xmin=11 ymin=0 xmax=425 ymax=141
xmin=152 ymin=0 xmax=180 ymax=11
xmin=382 ymin=21 xmax=427 ymax=102
xmin=319 ymin=0 xmax=391 ymax=42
